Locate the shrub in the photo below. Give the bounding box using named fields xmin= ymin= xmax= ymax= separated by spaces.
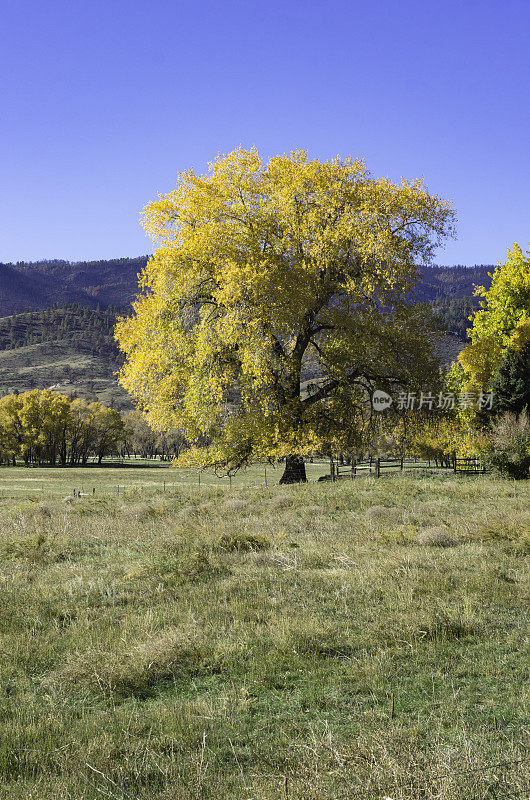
xmin=218 ymin=532 xmax=270 ymax=551
xmin=157 ymin=542 xmax=229 ymax=584
xmin=269 ymin=495 xmax=292 ymax=509
xmin=482 ymin=412 xmax=530 ymax=479
xmin=60 ymin=627 xmax=215 ymax=699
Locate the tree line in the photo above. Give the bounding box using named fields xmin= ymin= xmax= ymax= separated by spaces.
xmin=0 ymin=391 xmax=186 ymax=466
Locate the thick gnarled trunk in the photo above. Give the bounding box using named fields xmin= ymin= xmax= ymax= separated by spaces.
xmin=279 ymin=455 xmax=307 ymax=484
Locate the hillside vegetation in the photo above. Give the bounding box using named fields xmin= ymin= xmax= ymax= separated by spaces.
xmin=0 ymin=305 xmax=121 ymax=355
xmin=0 ymin=470 xmax=527 ymax=799
xmin=0 ymin=256 xmax=148 ymax=314
xmin=0 ymin=306 xmax=130 ymax=408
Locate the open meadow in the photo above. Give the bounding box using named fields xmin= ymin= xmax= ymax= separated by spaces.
xmin=0 ymin=460 xmax=330 ymax=499
xmin=0 ymin=468 xmax=528 ymax=799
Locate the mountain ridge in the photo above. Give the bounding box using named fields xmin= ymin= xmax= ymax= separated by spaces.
xmin=0 ymin=256 xmax=495 ymax=317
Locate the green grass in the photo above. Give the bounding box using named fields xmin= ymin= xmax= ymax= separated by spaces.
xmin=0 ymin=471 xmax=528 ymax=799
xmin=0 ymin=459 xmax=333 ymax=498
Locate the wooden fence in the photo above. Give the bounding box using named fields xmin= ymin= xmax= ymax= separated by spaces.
xmin=328 ymin=455 xmax=486 ymax=480
xmin=453 ymin=457 xmax=486 ymax=474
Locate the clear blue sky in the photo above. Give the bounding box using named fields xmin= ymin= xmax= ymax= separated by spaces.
xmin=2 ymin=0 xmax=529 ymax=266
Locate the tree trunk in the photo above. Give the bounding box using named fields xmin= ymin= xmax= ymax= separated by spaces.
xmin=279 ymin=455 xmax=307 ymax=484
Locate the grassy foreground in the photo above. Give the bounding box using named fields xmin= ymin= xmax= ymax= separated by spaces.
xmin=0 ymin=471 xmax=528 ymax=799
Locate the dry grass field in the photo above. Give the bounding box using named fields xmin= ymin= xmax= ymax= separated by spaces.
xmin=0 ymin=469 xmax=528 ymax=799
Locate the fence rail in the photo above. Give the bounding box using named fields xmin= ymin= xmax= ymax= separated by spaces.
xmin=454 ymin=457 xmax=486 ymax=474
xmin=328 ymin=455 xmax=486 ymax=480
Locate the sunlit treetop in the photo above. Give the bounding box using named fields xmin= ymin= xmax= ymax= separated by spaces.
xmin=469 ymin=243 xmax=530 ymax=344
xmin=458 ymin=243 xmax=530 ymax=390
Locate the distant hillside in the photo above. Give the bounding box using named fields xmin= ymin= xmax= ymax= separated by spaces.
xmin=0 ymin=262 xmax=99 ymax=316
xmin=415 ymin=265 xmax=495 ymax=338
xmin=413 ymin=264 xmax=493 ymax=302
xmin=0 ymin=257 xmax=494 ymax=317
xmin=0 ymin=305 xmax=130 ymax=409
xmin=0 ymin=304 xmax=121 ymax=359
xmin=0 ymin=256 xmax=149 ymax=314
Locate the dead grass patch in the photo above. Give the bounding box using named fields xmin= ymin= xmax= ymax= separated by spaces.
xmin=417 ymin=527 xmax=459 ymax=547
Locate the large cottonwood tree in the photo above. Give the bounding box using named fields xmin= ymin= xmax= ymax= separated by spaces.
xmin=116 ymin=148 xmax=455 ymax=481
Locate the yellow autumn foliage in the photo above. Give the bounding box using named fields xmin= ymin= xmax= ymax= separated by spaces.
xmin=458 ymin=243 xmax=530 ymax=390
xmin=116 ymin=148 xmax=455 ymax=470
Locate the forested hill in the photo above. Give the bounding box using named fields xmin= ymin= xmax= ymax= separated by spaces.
xmin=0 ymin=305 xmax=131 ymax=409
xmin=416 ymin=265 xmax=496 ymax=338
xmin=0 ymin=257 xmax=494 ymax=317
xmin=0 ymin=256 xmax=149 ymax=315
xmin=413 ymin=265 xmax=494 ymax=302
xmin=0 ymin=305 xmax=123 ymax=367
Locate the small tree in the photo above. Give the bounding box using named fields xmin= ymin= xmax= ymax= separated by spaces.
xmin=116 ymin=148 xmax=455 ymax=482
xmin=491 ymin=340 xmax=530 ymax=417
xmin=458 ymin=244 xmax=530 ymax=389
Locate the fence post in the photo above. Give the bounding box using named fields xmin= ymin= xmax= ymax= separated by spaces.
xmin=400 ymin=457 xmax=403 ymax=471
xmin=351 ymin=460 xmax=355 ymax=481
xmin=376 ymin=459 xmax=380 ymax=478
